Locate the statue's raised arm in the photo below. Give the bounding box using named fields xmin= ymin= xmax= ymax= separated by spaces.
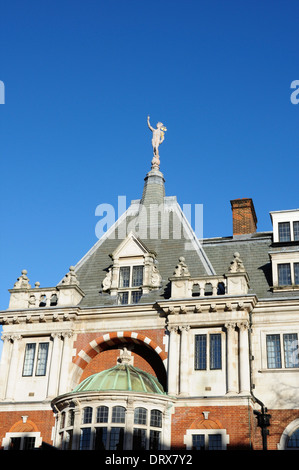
xmin=147 ymin=115 xmax=154 ymax=131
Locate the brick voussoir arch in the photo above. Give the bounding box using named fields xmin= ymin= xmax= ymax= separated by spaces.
xmin=74 ymin=331 xmax=168 ymax=372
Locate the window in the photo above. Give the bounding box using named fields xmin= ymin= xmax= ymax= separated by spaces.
xmin=119 ymin=267 xmax=130 ymax=288
xmin=192 ymin=433 xmax=222 ymax=450
xmin=118 ymin=265 xmax=143 ymax=304
xmin=294 ymin=222 xmax=299 ymax=241
xmin=149 ymin=430 xmax=161 ymax=450
xmin=134 ymin=407 xmax=147 ymax=425
xmin=278 ymin=222 xmax=291 ymax=242
xmin=112 ymin=406 xmax=126 ymax=423
xmin=133 ymin=428 xmax=147 ymax=450
xmin=68 ymin=410 xmax=75 ymax=427
xmin=150 ymin=409 xmax=162 ymax=428
xmin=276 ymin=262 xmax=299 ymax=287
xmin=192 ymin=434 xmax=205 ymax=450
xmin=6 ymin=434 xmax=40 ymax=450
xmin=94 ymin=427 xmax=107 ymax=450
xmin=82 ymin=407 xmax=93 ymax=424
xmin=266 ymin=333 xmax=298 ymax=369
xmin=195 ymin=333 xmax=222 ymax=370
xmin=22 ymin=343 xmax=36 ymax=376
xmin=79 ymin=428 xmax=91 ymax=450
xmin=109 ymin=427 xmax=124 ymax=450
xmin=22 ymin=342 xmax=49 ymax=377
xmin=185 ymin=429 xmax=229 ymax=450
xmin=57 ymin=403 xmax=165 ymax=450
xmin=35 ymin=343 xmax=49 ymax=376
xmin=278 ymin=264 xmax=292 ymax=285
xmin=287 ymin=429 xmax=299 ymax=448
xmin=96 ymin=406 xmax=109 ymax=423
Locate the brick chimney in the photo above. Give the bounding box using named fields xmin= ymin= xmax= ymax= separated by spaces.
xmin=230 ymin=198 xmax=257 ymax=235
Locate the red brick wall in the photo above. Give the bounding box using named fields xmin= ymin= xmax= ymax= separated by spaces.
xmin=0 ymin=409 xmax=55 ymax=450
xmin=171 ymin=405 xmax=253 ymax=450
xmin=171 ymin=406 xmax=299 ymax=450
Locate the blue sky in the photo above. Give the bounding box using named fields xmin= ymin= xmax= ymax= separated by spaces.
xmin=0 ymin=0 xmax=298 ymax=354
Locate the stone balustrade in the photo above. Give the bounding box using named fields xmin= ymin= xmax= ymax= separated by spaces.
xmin=8 ymin=284 xmax=85 ymax=310
xmin=169 ymin=272 xmax=249 ymax=299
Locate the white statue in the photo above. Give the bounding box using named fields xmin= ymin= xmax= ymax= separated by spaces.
xmin=61 ymin=266 xmax=79 ymax=285
xmin=229 ymin=252 xmax=245 ymax=273
xmin=14 ymin=270 xmax=31 ymax=289
xmin=102 ymin=268 xmax=112 ymax=291
xmin=147 ymin=115 xmax=167 ymax=169
xmin=173 ymin=257 xmax=190 ymax=277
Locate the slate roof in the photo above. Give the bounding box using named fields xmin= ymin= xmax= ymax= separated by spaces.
xmin=73 ymin=166 xmax=299 ymax=307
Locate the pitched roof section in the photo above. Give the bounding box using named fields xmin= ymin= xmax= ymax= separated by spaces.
xmin=74 ymin=166 xmax=215 ymax=307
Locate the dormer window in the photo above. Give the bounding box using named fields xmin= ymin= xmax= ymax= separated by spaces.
xmin=278 ymin=221 xmax=299 ymax=242
xmin=118 ymin=265 xmax=144 ymax=305
xmin=102 ymin=232 xmax=162 ymax=305
xmin=278 ymin=222 xmax=291 ymax=242
xmin=271 ymin=210 xmax=299 ymax=243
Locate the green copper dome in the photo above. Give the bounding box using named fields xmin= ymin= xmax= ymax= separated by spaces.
xmin=72 ymin=363 xmax=165 ymax=395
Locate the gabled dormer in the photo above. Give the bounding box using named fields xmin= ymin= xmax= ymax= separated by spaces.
xmin=102 ymin=231 xmax=162 ymax=304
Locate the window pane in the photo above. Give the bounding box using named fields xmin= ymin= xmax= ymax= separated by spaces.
xmin=35 ymin=343 xmax=49 ymax=376
xmin=134 ymin=407 xmax=147 ymax=425
xmin=96 ymin=406 xmax=109 ymax=423
xmin=195 ymin=334 xmax=207 ymax=370
xmin=208 ymin=434 xmax=222 ymax=450
xmin=65 ymin=430 xmax=73 ymax=450
xmin=79 ymin=428 xmax=91 ymax=450
xmin=287 ymin=429 xmax=299 ymax=448
xmin=192 ymin=434 xmax=205 ymax=450
xmin=293 ymin=221 xmax=299 ymax=241
xmin=132 ymin=291 xmax=142 ymax=304
xmin=112 ymin=406 xmax=126 ymax=423
xmin=150 ymin=409 xmax=162 ymax=428
xmin=294 ymin=263 xmax=299 ymax=285
xmin=284 ymin=333 xmax=298 ymax=368
xmin=149 ymin=430 xmax=161 ymax=450
xmin=68 ymin=410 xmax=75 ymax=427
xmin=118 ymin=291 xmax=128 ymax=305
xmin=266 ymin=334 xmax=281 ymax=368
xmin=9 ymin=437 xmax=21 ymax=450
xmin=109 ymin=427 xmax=124 ymax=450
xmin=278 ymin=263 xmax=292 ymax=285
xmin=82 ymin=407 xmax=93 ymax=424
xmin=22 ymin=343 xmax=36 ymax=376
xmin=132 ymin=266 xmax=143 ymax=286
xmin=210 ymin=334 xmax=222 ymax=370
xmin=23 ymin=437 xmax=36 ymax=450
xmin=60 ymin=411 xmax=66 ymax=429
xmin=94 ymin=427 xmax=107 ymax=450
xmin=133 ymin=428 xmax=147 ymax=450
xmin=119 ymin=267 xmax=130 ymax=287
xmin=278 ymin=222 xmax=291 ymax=242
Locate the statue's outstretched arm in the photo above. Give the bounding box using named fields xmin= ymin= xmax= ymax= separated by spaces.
xmin=147 ymin=115 xmax=154 ymax=131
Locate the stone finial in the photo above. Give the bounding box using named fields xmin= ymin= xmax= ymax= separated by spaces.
xmin=13 ymin=270 xmax=31 ymax=289
xmin=61 ymin=266 xmax=79 ymax=286
xmin=228 ymin=252 xmax=245 ymax=273
xmin=173 ymin=257 xmax=190 ymax=277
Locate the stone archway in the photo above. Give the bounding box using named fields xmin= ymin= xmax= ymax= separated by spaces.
xmin=71 ymin=331 xmax=167 ymax=390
